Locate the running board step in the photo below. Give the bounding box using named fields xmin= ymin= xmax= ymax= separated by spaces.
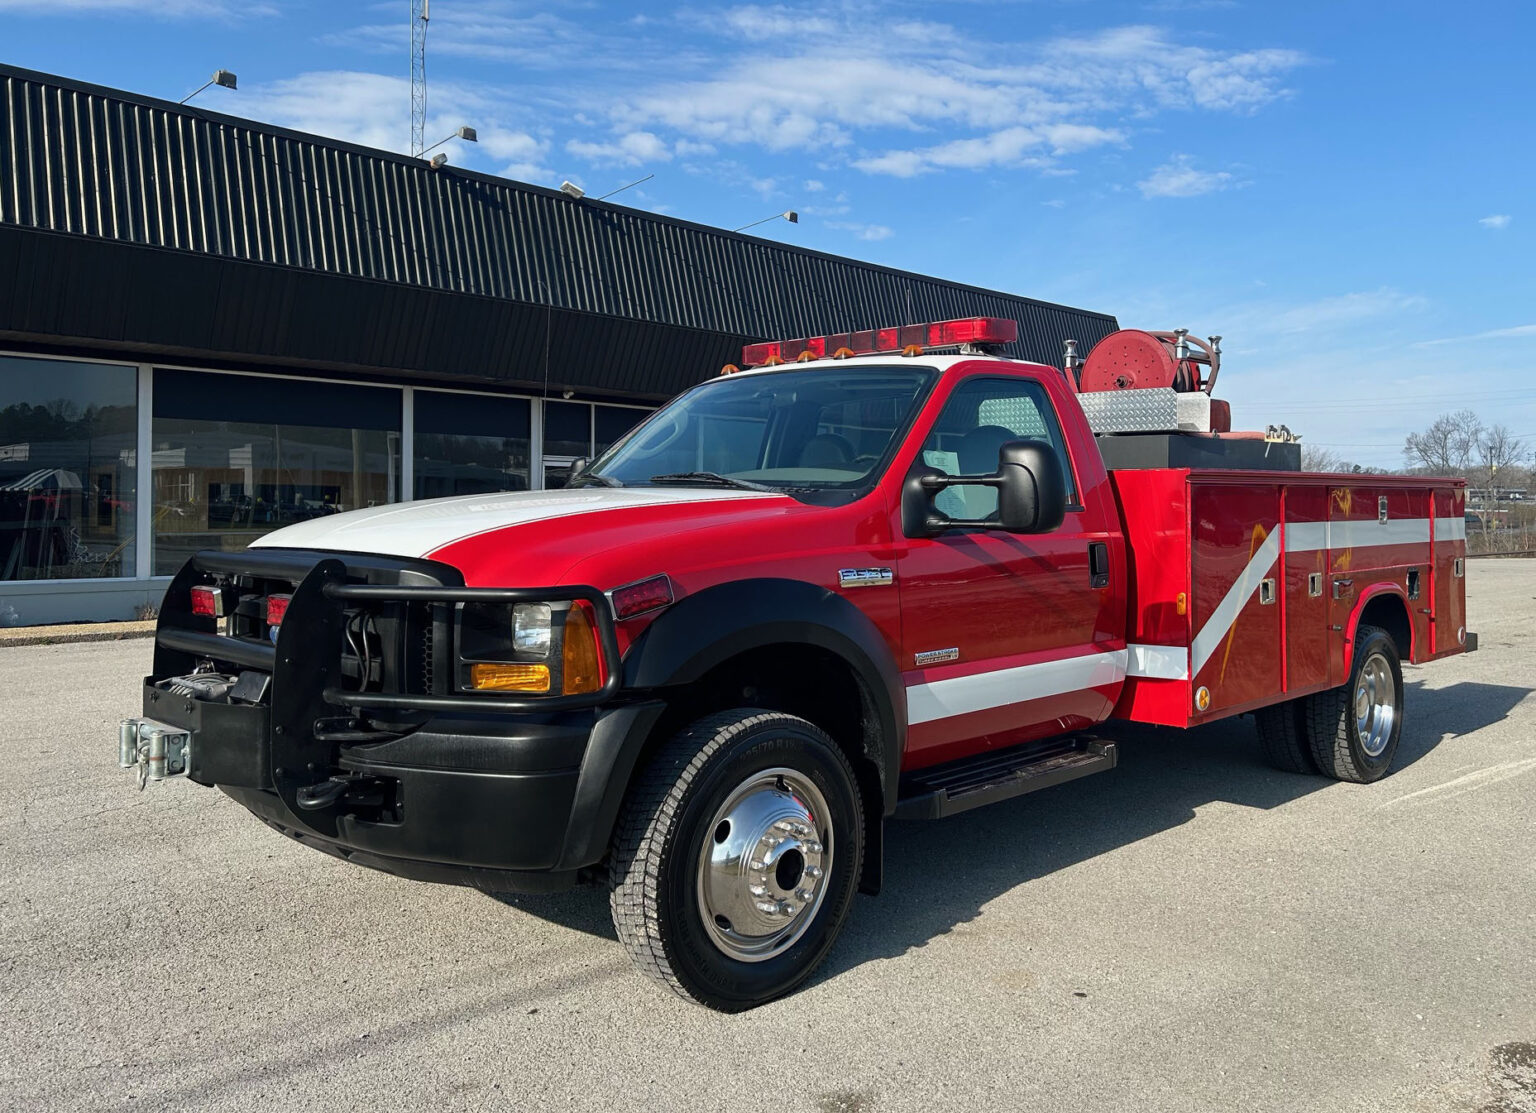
xmin=894 ymin=736 xmax=1117 ymax=820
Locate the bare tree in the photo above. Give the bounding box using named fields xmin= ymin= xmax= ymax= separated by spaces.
xmin=1301 ymin=444 xmax=1350 ymax=472
xmin=1403 ymin=409 xmax=1481 ymax=474
xmin=1477 ymin=424 xmax=1526 ymax=491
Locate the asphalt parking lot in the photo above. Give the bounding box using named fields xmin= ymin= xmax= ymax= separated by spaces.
xmin=2 ymin=562 xmax=1533 ymax=1113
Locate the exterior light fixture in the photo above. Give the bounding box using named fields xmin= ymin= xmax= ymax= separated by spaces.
xmin=560 ymin=181 xmax=586 ymax=199
xmin=179 ymin=69 xmax=238 ymax=105
xmin=430 ymin=152 xmax=449 ymax=169
xmin=418 ymin=125 xmax=479 ymax=160
xmin=733 ymin=210 xmax=798 ymax=233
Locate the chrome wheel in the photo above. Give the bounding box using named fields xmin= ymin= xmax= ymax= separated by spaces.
xmin=1354 ymin=651 xmax=1398 ymax=758
xmin=696 ymin=767 xmax=832 ymax=963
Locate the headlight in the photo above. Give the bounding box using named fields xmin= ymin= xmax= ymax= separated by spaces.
xmin=513 ymin=603 xmax=552 ymax=656
xmin=456 ymin=600 xmax=605 ymax=696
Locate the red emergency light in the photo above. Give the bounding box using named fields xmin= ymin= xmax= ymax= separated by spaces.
xmin=190 ymin=584 xmax=224 ymax=617
xmin=740 ymin=317 xmax=1018 ymax=368
xmin=265 ymin=593 xmax=292 ymax=628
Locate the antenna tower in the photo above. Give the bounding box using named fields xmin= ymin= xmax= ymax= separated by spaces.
xmin=410 ymin=0 xmax=429 ymax=157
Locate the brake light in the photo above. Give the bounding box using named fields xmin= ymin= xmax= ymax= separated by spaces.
xmin=266 ymin=593 xmax=292 ymax=627
xmin=739 ymin=317 xmax=1017 ymax=368
xmin=611 ymin=574 xmax=674 ymax=620
xmin=190 ymin=585 xmax=223 ymax=617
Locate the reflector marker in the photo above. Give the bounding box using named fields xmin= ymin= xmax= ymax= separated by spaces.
xmin=1125 ymin=643 xmax=1189 ymax=681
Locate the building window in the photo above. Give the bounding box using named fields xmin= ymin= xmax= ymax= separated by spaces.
xmin=542 ymin=401 xmax=592 ymax=490
xmin=413 ymin=390 xmax=531 ymax=498
xmin=595 ymin=404 xmax=649 ymax=457
xmin=151 ymin=370 xmax=400 ymax=574
xmin=543 ymin=401 xmax=652 ymax=489
xmin=0 ymin=355 xmax=137 ymax=581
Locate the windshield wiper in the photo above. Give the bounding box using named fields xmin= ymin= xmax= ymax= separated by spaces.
xmin=569 ymin=472 xmax=623 ymax=488
xmin=647 ymin=471 xmax=778 ymax=493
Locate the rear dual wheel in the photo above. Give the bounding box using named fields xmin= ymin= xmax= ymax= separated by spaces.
xmin=1256 ymin=624 xmax=1404 ymax=783
xmin=608 ymin=709 xmax=863 ymax=1011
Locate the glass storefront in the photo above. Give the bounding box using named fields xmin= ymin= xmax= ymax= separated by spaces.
xmin=543 ymin=401 xmax=650 ymax=489
xmin=151 ymin=371 xmax=400 ymax=575
xmin=0 ymin=355 xmax=137 ymax=580
xmin=413 ymin=390 xmax=531 ymax=499
xmin=1 ymin=353 xmax=658 ymax=624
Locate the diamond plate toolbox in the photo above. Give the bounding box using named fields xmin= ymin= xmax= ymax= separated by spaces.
xmin=1077 ymin=388 xmax=1178 ymax=434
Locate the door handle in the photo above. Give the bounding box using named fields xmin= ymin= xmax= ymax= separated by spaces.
xmin=1088 ymin=542 xmax=1110 ymax=589
xmin=1332 ymin=577 xmax=1354 ymax=599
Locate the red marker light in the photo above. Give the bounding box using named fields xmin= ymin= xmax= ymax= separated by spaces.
xmin=266 ymin=593 xmax=292 ymax=627
xmin=190 ymin=585 xmax=223 ymax=617
xmin=611 ymin=575 xmax=674 ymax=619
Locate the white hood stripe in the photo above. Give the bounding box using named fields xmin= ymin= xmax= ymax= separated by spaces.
xmin=249 ymin=486 xmax=784 ymax=559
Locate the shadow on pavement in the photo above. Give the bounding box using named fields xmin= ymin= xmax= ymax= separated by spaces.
xmin=484 ymin=679 xmax=1534 ymax=968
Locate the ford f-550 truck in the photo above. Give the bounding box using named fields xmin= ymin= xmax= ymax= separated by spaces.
xmin=119 ymin=317 xmax=1472 ymax=1010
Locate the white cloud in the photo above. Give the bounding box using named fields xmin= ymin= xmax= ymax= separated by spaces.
xmin=566 ymin=131 xmax=673 ymax=167
xmin=606 ymin=20 xmax=1303 ymax=172
xmin=856 ymin=122 xmax=1123 ymax=177
xmin=306 ymin=7 xmax=1307 ymax=188
xmin=1137 ymin=154 xmax=1236 ymax=198
xmin=804 ymin=179 xmax=825 ymax=192
xmin=238 ymin=70 xmax=551 ymax=179
xmin=1478 ymin=213 xmax=1512 ymax=229
xmin=826 ymin=221 xmax=894 ymax=242
xmin=1412 ymin=323 xmax=1536 ymax=348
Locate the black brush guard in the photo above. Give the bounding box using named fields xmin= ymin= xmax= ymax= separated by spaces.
xmin=149 ymin=548 xmax=623 ymax=843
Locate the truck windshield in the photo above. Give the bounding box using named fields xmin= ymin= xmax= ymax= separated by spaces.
xmin=581 ymin=365 xmax=936 ymax=494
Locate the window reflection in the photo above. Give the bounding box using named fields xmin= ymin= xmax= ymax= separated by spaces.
xmin=152 ymin=372 xmax=399 ymax=574
xmin=0 ymin=356 xmax=137 ymax=580
xmin=413 ymin=390 xmax=531 ymax=498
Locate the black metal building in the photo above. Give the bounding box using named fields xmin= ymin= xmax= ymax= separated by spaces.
xmin=0 ymin=62 xmax=1119 ymax=625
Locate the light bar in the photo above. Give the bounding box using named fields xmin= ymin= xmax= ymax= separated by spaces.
xmin=740 ymin=317 xmax=1018 ymax=368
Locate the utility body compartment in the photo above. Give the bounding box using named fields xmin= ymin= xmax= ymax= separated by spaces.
xmin=1109 ymin=468 xmax=1467 ymax=728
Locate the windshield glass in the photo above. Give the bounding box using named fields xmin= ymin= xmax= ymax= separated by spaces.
xmin=584 ymin=365 xmax=936 ymax=492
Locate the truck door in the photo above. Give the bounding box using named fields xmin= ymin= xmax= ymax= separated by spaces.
xmin=895 ymin=373 xmax=1121 ymax=767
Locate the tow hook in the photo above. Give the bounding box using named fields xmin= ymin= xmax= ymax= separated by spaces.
xmin=119 ymin=718 xmax=192 ymax=790
xmin=295 ymin=774 xmax=387 ymax=811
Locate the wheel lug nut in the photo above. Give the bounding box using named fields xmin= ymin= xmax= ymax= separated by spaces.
xmin=803 ymin=865 xmax=822 ymax=879
xmin=797 ymin=889 xmax=814 ymax=902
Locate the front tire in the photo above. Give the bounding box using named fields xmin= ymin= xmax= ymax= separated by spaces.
xmin=1305 ymin=624 xmax=1404 ymax=783
xmin=608 ymin=709 xmax=864 ymax=1011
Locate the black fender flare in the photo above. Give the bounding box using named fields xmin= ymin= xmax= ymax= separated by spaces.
xmin=555 ymin=578 xmax=907 ymax=874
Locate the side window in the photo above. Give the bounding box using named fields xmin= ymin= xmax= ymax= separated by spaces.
xmin=920 ymin=377 xmax=1076 ymax=520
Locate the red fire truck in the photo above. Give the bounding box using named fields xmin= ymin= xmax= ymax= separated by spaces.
xmin=119 ymin=318 xmax=1472 ymax=1010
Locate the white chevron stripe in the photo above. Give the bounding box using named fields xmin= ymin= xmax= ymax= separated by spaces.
xmin=1190 ymin=514 xmax=1464 ymax=678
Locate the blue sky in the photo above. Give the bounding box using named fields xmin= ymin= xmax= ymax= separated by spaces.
xmin=3 ymin=0 xmax=1533 ymax=467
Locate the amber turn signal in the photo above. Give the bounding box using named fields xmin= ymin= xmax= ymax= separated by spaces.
xmin=469 ymin=663 xmax=550 ymax=693
xmin=562 ymin=603 xmax=603 ymax=695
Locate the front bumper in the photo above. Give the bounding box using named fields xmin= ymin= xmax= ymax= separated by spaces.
xmin=139 ymin=687 xmax=665 ymax=891
xmin=129 ymin=548 xmax=665 ymax=893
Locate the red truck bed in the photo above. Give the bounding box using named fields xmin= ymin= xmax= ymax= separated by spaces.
xmin=1110 ymin=468 xmax=1468 ymax=728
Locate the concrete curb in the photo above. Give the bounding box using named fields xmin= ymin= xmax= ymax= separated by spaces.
xmin=0 ymin=620 xmax=157 ymax=647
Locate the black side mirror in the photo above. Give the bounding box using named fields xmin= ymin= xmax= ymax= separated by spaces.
xmin=568 ymin=456 xmax=591 ymax=480
xmin=901 ymin=439 xmax=1067 ymax=538
xmin=995 ymin=440 xmax=1067 ymax=533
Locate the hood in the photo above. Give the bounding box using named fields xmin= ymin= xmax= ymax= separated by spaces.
xmin=249 ymin=486 xmax=785 ymax=561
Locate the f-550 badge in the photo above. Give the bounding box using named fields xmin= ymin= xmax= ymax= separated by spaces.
xmin=838 ymin=568 xmax=894 ymax=588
